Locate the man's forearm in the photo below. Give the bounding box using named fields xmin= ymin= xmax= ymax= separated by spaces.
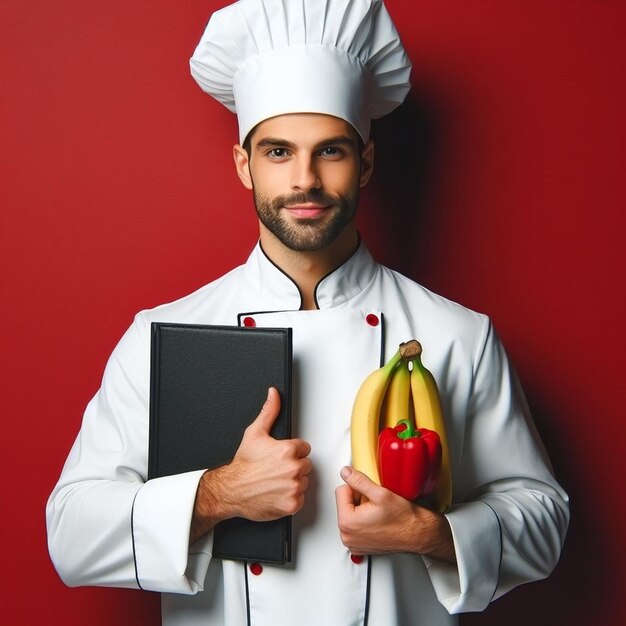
xmin=407 ymin=506 xmax=456 ymax=564
xmin=190 ymin=467 xmax=239 ymax=544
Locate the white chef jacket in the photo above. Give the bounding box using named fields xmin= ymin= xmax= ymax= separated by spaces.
xmin=46 ymin=242 xmax=569 ymax=626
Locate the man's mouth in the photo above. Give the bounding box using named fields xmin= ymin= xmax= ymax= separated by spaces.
xmin=283 ymin=203 xmax=331 ymax=218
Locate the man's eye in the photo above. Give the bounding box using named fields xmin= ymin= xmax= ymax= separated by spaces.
xmin=268 ymin=148 xmax=289 ymax=159
xmin=320 ymin=146 xmax=342 ymax=158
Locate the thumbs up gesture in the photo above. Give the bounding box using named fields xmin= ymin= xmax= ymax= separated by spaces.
xmin=192 ymin=388 xmax=312 ymax=539
xmin=233 ymin=387 xmax=312 ymax=519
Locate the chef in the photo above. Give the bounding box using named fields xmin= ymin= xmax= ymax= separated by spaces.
xmin=46 ymin=1 xmax=570 ymax=625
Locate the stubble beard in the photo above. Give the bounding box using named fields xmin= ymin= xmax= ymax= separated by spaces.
xmin=253 ymin=187 xmax=359 ymax=252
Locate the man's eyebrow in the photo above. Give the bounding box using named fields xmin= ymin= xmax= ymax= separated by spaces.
xmin=254 ymin=135 xmax=357 ymax=151
xmin=254 ymin=137 xmax=296 ymax=150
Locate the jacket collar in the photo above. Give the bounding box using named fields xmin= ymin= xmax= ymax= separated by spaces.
xmin=244 ymin=239 xmax=379 ymax=310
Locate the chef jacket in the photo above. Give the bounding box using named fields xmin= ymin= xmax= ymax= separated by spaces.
xmin=47 ymin=242 xmax=569 ymax=626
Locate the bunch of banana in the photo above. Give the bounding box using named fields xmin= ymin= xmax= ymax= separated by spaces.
xmin=350 ymin=339 xmax=452 ymax=512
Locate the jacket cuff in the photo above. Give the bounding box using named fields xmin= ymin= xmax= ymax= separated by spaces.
xmin=423 ymin=501 xmax=501 ymax=613
xmin=132 ymin=469 xmax=213 ymax=593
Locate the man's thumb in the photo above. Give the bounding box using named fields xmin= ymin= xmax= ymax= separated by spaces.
xmin=340 ymin=466 xmax=376 ymax=498
xmin=252 ymin=387 xmax=281 ymax=433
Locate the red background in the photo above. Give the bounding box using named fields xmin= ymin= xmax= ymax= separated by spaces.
xmin=2 ymin=1 xmax=624 ymax=624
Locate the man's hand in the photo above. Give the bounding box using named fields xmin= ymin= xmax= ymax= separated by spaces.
xmin=190 ymin=387 xmax=312 ymax=543
xmin=335 ymin=466 xmax=456 ymax=564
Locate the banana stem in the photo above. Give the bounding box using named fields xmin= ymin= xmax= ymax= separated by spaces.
xmin=399 ymin=340 xmax=422 ymax=361
xmin=384 ymin=348 xmax=404 ymax=374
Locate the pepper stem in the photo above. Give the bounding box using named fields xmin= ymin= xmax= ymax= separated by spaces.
xmin=396 ymin=418 xmax=418 ymax=440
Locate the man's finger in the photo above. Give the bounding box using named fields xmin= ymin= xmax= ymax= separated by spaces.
xmin=292 ymin=439 xmax=313 ymax=459
xmin=335 ymin=483 xmax=357 ymax=513
xmin=250 ymin=387 xmax=281 ymax=434
xmin=340 ymin=466 xmax=379 ymax=500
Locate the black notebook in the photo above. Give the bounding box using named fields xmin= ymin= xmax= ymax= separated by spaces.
xmin=148 ymin=322 xmax=293 ymax=564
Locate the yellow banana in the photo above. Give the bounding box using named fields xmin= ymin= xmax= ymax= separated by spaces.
xmin=380 ymin=359 xmax=412 ymax=430
xmin=350 ymin=348 xmax=403 ymax=484
xmin=409 ymin=341 xmax=452 ymax=512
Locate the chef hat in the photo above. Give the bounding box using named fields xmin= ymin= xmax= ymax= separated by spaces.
xmin=190 ymin=0 xmax=411 ymax=143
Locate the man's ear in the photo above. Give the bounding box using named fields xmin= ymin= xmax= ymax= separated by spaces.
xmin=233 ymin=144 xmax=253 ymax=190
xmin=359 ymin=140 xmax=375 ymax=187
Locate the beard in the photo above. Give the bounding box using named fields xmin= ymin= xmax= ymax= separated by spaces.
xmin=252 ymin=187 xmax=359 ymax=252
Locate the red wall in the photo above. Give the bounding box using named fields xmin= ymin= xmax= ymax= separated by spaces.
xmin=2 ymin=1 xmax=624 ymax=624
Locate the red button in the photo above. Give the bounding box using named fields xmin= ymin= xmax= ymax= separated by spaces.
xmin=365 ymin=313 xmax=379 ymax=327
xmin=350 ymin=554 xmax=364 ymax=564
xmin=242 ymin=316 xmax=256 ymax=327
xmin=249 ymin=562 xmax=263 ymax=575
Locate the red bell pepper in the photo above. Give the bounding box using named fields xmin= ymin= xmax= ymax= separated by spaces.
xmin=377 ymin=419 xmax=442 ymax=501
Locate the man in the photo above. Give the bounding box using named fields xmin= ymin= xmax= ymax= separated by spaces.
xmin=47 ymin=1 xmax=569 ymax=625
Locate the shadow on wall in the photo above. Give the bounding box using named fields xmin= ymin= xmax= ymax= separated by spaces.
xmin=461 ymin=389 xmax=616 ymax=626
xmin=363 ymin=93 xmax=444 ymax=284
xmin=365 ymin=94 xmax=615 ymax=625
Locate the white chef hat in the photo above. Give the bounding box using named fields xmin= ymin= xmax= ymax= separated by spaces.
xmin=190 ymin=0 xmax=411 ymax=143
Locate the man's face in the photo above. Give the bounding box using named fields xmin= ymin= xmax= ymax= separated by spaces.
xmin=234 ymin=113 xmax=373 ymax=252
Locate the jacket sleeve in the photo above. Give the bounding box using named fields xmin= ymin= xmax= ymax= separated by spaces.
xmin=46 ymin=313 xmax=214 ymax=593
xmin=424 ymin=318 xmax=570 ymax=613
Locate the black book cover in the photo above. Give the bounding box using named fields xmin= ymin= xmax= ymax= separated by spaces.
xmin=148 ymin=322 xmax=292 ymax=564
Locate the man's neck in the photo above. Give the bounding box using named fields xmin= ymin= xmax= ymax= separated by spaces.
xmin=259 ymin=225 xmax=359 ymax=310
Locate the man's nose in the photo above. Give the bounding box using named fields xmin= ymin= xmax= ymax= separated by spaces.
xmin=291 ymin=155 xmax=321 ymax=191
